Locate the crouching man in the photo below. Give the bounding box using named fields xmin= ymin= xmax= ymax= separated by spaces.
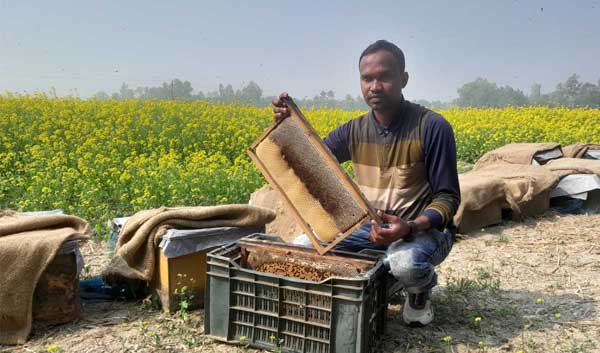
xmin=272 ymin=40 xmax=460 ymax=326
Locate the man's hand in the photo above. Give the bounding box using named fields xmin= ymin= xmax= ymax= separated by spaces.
xmin=272 ymin=92 xmax=291 ymax=121
xmin=369 ymin=210 xmax=411 ymax=245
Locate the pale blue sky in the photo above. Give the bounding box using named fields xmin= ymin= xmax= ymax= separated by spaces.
xmin=1 ymin=0 xmax=599 ymax=101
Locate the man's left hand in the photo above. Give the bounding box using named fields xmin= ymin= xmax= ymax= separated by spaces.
xmin=369 ymin=210 xmax=411 ymax=245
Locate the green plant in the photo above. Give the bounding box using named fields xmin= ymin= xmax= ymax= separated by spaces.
xmin=270 ymin=335 xmax=285 ymax=353
xmin=174 ymin=273 xmax=196 ymax=322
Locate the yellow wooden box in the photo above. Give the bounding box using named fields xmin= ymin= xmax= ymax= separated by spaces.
xmin=150 ymin=226 xmax=264 ymax=311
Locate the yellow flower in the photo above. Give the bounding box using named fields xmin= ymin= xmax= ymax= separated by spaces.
xmin=47 ymin=345 xmax=60 ymax=352
xmin=536 ymin=297 xmax=545 ymax=304
xmin=442 ymin=335 xmax=452 ymax=343
xmin=474 ymin=316 xmax=482 ymax=323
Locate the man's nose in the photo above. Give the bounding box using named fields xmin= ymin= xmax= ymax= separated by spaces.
xmin=371 ymin=79 xmax=383 ymax=91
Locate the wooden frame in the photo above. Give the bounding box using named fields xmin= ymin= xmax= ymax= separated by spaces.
xmin=247 ymin=96 xmax=381 ymax=255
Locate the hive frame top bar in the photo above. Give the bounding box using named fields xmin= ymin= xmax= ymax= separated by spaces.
xmin=247 ymin=96 xmax=381 ymax=255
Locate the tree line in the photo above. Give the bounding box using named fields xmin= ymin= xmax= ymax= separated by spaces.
xmin=91 ymin=74 xmax=600 ymax=109
xmin=91 ymin=80 xmax=369 ymax=110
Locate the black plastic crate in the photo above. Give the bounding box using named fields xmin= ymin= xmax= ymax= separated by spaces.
xmin=204 ymin=234 xmax=388 ymax=353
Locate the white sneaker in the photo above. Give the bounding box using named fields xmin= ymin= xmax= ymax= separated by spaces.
xmin=402 ymin=291 xmax=433 ymax=327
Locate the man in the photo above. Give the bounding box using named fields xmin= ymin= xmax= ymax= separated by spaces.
xmin=272 ymin=39 xmax=460 ymax=327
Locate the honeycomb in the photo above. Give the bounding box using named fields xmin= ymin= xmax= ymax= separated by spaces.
xmin=256 ymin=262 xmax=339 ymax=282
xmin=255 ymin=117 xmax=364 ymax=242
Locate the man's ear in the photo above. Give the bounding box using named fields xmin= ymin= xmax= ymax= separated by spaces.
xmin=400 ymin=71 xmax=409 ymax=89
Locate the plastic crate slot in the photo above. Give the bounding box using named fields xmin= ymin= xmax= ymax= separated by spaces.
xmin=256 ymin=298 xmax=279 ymax=314
xmin=282 ymin=288 xmax=306 ymax=304
xmin=232 ymin=324 xmax=253 ymax=341
xmin=282 ymin=334 xmax=305 ymax=351
xmin=282 ymin=302 xmax=305 ymax=319
xmin=255 ymin=327 xmax=278 ymax=344
xmin=308 ymin=293 xmax=331 ymax=309
xmin=256 ymin=284 xmax=279 ymax=299
xmin=232 ymin=294 xmax=255 ymax=309
xmin=282 ymin=319 xmax=305 ymax=335
xmin=305 ymin=339 xmax=329 ymax=353
xmin=256 ymin=313 xmax=278 ymax=329
xmin=232 ymin=280 xmax=255 ymax=294
xmin=306 ymin=325 xmax=330 ymax=340
xmin=232 ymin=309 xmax=254 ymax=324
xmin=306 ymin=307 xmax=331 ymax=325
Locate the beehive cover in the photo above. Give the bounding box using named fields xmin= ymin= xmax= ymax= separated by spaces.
xmin=248 ymin=97 xmax=380 ymax=254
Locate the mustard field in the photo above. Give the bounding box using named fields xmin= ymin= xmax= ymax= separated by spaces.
xmin=1 ymin=96 xmax=599 ymax=236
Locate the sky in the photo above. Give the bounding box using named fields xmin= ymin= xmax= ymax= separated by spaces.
xmin=0 ymin=0 xmax=599 ymax=101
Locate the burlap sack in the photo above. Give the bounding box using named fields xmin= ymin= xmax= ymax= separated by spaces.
xmin=544 ymin=158 xmax=600 ymax=179
xmin=562 ymin=143 xmax=600 ymax=159
xmin=474 ymin=143 xmax=562 ymax=169
xmin=454 ymin=172 xmax=519 ymax=233
xmin=472 ymin=163 xmax=559 ymax=219
xmin=0 ymin=211 xmax=91 ymax=345
xmin=101 ymin=205 xmax=275 ymax=284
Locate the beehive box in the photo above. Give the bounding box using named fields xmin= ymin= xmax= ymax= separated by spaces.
xmin=32 ymin=240 xmax=82 ymax=325
xmin=205 ymin=234 xmax=388 ymax=353
xmin=150 ymin=226 xmax=265 ymax=311
xmin=247 ymin=97 xmax=381 ymax=254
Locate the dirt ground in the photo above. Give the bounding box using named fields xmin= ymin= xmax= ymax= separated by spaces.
xmin=1 ymin=212 xmax=599 ymax=353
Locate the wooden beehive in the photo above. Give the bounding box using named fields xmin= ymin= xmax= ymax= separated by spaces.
xmin=151 ymin=246 xmax=215 ymax=312
xmin=248 ymin=97 xmax=380 ymax=254
xmin=149 ymin=226 xmax=265 ymax=312
xmin=32 ymin=242 xmax=81 ymax=325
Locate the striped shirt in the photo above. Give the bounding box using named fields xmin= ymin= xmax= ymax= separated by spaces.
xmin=324 ymin=97 xmax=460 ymax=230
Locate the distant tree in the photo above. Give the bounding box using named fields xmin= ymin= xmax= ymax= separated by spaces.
xmin=118 ymin=83 xmax=135 ymax=100
xmin=547 ymin=74 xmax=600 ymax=107
xmin=239 ymin=81 xmax=263 ymax=104
xmin=529 ymin=83 xmax=544 ymax=105
xmin=90 ymin=91 xmax=110 ymax=101
xmin=456 ymin=78 xmax=528 ymax=107
xmin=218 ymin=84 xmax=236 ymax=103
xmin=498 ymin=86 xmax=529 ymax=107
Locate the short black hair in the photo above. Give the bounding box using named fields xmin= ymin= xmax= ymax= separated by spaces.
xmin=359 ymin=40 xmax=405 ymax=72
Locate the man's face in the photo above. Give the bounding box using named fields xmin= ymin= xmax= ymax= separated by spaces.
xmin=359 ymin=49 xmax=408 ymax=112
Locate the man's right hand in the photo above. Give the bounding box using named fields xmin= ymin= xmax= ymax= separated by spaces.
xmin=272 ymin=92 xmax=291 ymax=121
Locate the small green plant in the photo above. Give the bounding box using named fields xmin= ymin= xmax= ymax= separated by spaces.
xmin=441 ymin=335 xmax=455 ymax=353
xmin=270 ymin=335 xmax=285 ymax=353
xmin=239 ymin=335 xmax=250 ymax=349
xmin=174 ymin=273 xmax=196 ymax=322
xmin=47 ymin=344 xmax=63 ymax=353
xmin=150 ymin=331 xmax=162 ymax=347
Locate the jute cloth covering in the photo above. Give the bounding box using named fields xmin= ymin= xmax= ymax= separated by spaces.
xmin=101 ymin=205 xmax=275 ymax=284
xmin=562 ymin=143 xmax=600 ymax=159
xmin=472 ymin=163 xmax=559 ymax=215
xmin=0 ymin=211 xmax=90 ymax=345
xmin=474 ymin=143 xmax=561 ymax=169
xmin=454 ymin=171 xmax=520 ymax=233
xmin=543 ymin=158 xmax=600 ymax=179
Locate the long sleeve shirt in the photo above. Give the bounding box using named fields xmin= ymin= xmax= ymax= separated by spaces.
xmin=323 ymin=98 xmax=460 ymax=230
